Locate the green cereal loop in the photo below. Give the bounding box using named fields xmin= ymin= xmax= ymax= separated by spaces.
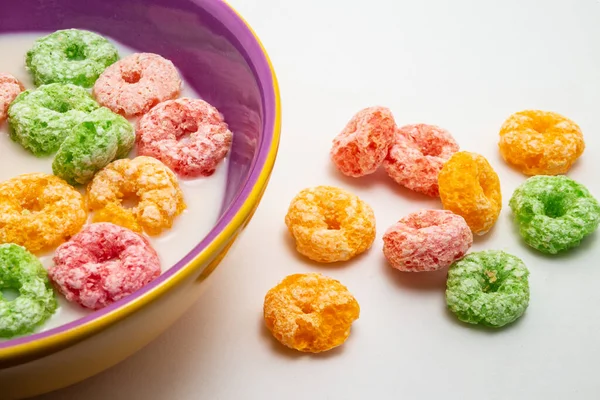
xmin=509 ymin=175 xmax=600 ymax=254
xmin=52 ymin=108 xmax=134 ymax=185
xmin=26 ymin=29 xmax=119 ymax=88
xmin=446 ymin=250 xmax=530 ymax=328
xmin=0 ymin=243 xmax=57 ymax=338
xmin=8 ymin=83 xmax=99 ymax=156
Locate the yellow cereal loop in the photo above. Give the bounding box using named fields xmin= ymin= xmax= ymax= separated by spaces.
xmin=438 ymin=152 xmax=502 ymax=235
xmin=0 ymin=173 xmax=87 ymax=252
xmin=498 ymin=110 xmax=585 ymax=175
xmin=264 ymin=273 xmax=360 ymax=353
xmin=284 ymin=186 xmax=376 ymax=263
xmin=87 ymin=156 xmax=186 ymax=235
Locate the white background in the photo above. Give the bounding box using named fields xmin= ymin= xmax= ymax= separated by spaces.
xmin=40 ymin=0 xmax=600 ymax=399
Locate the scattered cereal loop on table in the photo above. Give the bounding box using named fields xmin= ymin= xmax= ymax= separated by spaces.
xmin=446 ymin=250 xmax=530 ymax=328
xmin=383 ymin=209 xmax=472 ymax=272
xmin=285 ymin=185 xmax=376 ymax=263
xmin=330 ymin=106 xmax=396 ymax=177
xmin=438 ymin=151 xmax=502 ymax=236
xmin=264 ymin=272 xmax=360 ymax=353
xmin=498 ymin=109 xmax=585 ymax=176
xmin=384 ymin=123 xmax=459 ymax=197
xmin=509 ymin=175 xmax=600 ymax=254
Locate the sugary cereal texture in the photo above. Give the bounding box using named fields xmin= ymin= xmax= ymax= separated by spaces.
xmin=0 ymin=73 xmax=24 ymax=123
xmin=8 ymin=83 xmax=100 ymax=156
xmin=285 ymin=186 xmax=376 ymax=263
xmin=263 ymin=273 xmax=360 ymax=353
xmin=26 ymin=29 xmax=119 ymax=88
xmin=87 ymin=156 xmax=186 ymax=235
xmin=0 ymin=173 xmax=87 ymax=253
xmin=93 ymin=53 xmax=182 ymax=117
xmin=49 ymin=222 xmax=161 ymax=310
xmin=136 ymin=98 xmax=232 ymax=177
xmin=330 ymin=106 xmax=396 ymax=177
xmin=509 ymin=175 xmax=600 ymax=254
xmin=498 ymin=110 xmax=585 ymax=175
xmin=384 ymin=124 xmax=459 ymax=197
xmin=53 ymin=107 xmax=135 ymax=185
xmin=438 ymin=152 xmax=502 ymax=235
xmin=383 ymin=209 xmax=472 ymax=272
xmin=446 ymin=250 xmax=530 ymax=328
xmin=0 ymin=243 xmax=57 ymax=338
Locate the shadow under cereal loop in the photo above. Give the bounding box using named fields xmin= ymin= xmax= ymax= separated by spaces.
xmin=258 ymin=315 xmax=348 ymax=359
xmin=381 ymin=258 xmax=449 ymax=291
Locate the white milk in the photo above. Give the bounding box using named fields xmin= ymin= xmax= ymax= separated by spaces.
xmin=0 ymin=33 xmax=229 ymax=336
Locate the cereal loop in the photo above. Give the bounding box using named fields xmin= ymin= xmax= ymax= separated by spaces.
xmin=49 ymin=223 xmax=161 ymax=310
xmin=52 ymin=107 xmax=135 ymax=185
xmin=0 ymin=244 xmax=57 ymax=338
xmin=446 ymin=250 xmax=530 ymax=328
xmin=25 ymin=29 xmax=119 ymax=88
xmin=384 ymin=124 xmax=459 ymax=197
xmin=264 ymin=273 xmax=360 ymax=353
xmin=0 ymin=73 xmax=24 ymax=123
xmin=438 ymin=152 xmax=502 ymax=235
xmin=87 ymin=156 xmax=186 ymax=235
xmin=330 ymin=106 xmax=396 ymax=177
xmin=93 ymin=53 xmax=182 ymax=117
xmin=383 ymin=209 xmax=473 ymax=272
xmin=498 ymin=110 xmax=585 ymax=175
xmin=509 ymin=175 xmax=600 ymax=254
xmin=285 ymin=186 xmax=376 ymax=263
xmin=0 ymin=173 xmax=87 ymax=252
xmin=136 ymin=98 xmax=232 ymax=177
xmin=8 ymin=83 xmax=100 ymax=156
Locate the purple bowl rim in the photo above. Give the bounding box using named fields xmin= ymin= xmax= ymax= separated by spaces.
xmin=0 ymin=0 xmax=277 ymax=350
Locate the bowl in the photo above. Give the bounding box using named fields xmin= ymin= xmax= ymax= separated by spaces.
xmin=0 ymin=0 xmax=280 ymax=397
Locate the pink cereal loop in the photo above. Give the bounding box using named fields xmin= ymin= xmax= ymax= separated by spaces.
xmin=330 ymin=106 xmax=396 ymax=177
xmin=0 ymin=73 xmax=25 ymax=122
xmin=384 ymin=124 xmax=459 ymax=197
xmin=92 ymin=53 xmax=182 ymax=117
xmin=383 ymin=209 xmax=472 ymax=272
xmin=48 ymin=222 xmax=161 ymax=310
xmin=136 ymin=98 xmax=233 ymax=177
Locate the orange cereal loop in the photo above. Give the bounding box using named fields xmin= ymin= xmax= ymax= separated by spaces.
xmin=87 ymin=156 xmax=186 ymax=235
xmin=263 ymin=273 xmax=360 ymax=353
xmin=284 ymin=186 xmax=376 ymax=263
xmin=0 ymin=173 xmax=87 ymax=252
xmin=438 ymin=152 xmax=502 ymax=235
xmin=498 ymin=110 xmax=584 ymax=175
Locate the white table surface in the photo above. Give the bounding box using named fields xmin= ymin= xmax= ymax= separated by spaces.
xmin=40 ymin=0 xmax=600 ymax=399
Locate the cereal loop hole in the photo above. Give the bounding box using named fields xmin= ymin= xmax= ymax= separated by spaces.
xmin=1 ymin=288 xmax=19 ymax=301
xmin=120 ymin=192 xmax=141 ymax=210
xmin=122 ymin=69 xmax=142 ymax=84
xmin=64 ymin=42 xmax=87 ymax=61
xmin=483 ymin=270 xmax=500 ymax=293
xmin=543 ymin=194 xmax=567 ymax=218
xmin=324 ymin=215 xmax=341 ymax=230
